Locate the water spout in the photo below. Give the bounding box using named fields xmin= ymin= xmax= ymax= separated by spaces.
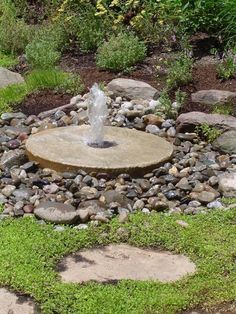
xmin=87 ymin=83 xmax=108 ymax=147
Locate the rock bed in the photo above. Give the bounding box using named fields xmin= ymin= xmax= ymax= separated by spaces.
xmin=1 ymin=80 xmax=236 ymax=226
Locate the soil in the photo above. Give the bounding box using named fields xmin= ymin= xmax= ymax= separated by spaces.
xmin=59 ymin=52 xmax=165 ymax=93
xmin=17 ymin=90 xmax=72 ymax=116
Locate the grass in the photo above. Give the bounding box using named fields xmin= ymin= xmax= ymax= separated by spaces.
xmin=0 ymin=209 xmax=236 ymax=313
xmin=212 ymin=103 xmax=234 ymax=115
xmin=0 ymin=69 xmax=83 ymax=114
xmin=0 ymin=52 xmax=18 ymax=68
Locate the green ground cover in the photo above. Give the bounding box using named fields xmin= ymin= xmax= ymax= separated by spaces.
xmin=0 ymin=208 xmax=235 ymax=313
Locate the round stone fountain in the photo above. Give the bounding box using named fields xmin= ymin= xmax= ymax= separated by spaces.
xmin=26 ymin=84 xmax=173 ymax=175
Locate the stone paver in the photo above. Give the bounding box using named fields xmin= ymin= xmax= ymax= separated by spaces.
xmin=58 ymin=244 xmax=196 ymax=283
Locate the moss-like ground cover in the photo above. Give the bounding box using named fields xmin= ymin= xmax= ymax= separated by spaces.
xmin=0 ymin=209 xmax=235 ymax=313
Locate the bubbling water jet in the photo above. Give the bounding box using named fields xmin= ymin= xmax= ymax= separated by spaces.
xmin=86 ymin=83 xmax=109 ymax=148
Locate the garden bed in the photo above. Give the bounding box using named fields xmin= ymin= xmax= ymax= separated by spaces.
xmin=17 ymin=90 xmax=72 ymax=116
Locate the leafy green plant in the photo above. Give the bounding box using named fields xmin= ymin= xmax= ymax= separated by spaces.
xmin=196 ymin=123 xmax=222 ymax=143
xmin=0 ymin=0 xmax=33 ymax=54
xmin=96 ymin=32 xmax=147 ymax=72
xmin=0 ymin=52 xmax=18 ymax=68
xmin=175 ymin=89 xmax=187 ymax=107
xmin=26 ymin=40 xmax=61 ymax=69
xmin=217 ymin=46 xmax=236 ymax=80
xmin=212 ymin=103 xmax=234 ymax=115
xmin=180 ymin=0 xmax=222 ymax=34
xmin=166 ymin=52 xmax=193 ymax=90
xmin=158 ymin=90 xmax=175 ymax=119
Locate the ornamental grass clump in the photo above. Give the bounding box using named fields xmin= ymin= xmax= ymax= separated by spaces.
xmin=96 ymin=32 xmax=147 ymax=72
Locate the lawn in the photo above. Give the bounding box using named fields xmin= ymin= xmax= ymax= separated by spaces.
xmin=0 ymin=209 xmax=235 ymax=313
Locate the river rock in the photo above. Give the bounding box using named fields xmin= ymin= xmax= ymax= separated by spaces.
xmin=78 ymin=187 xmax=99 ymax=200
xmin=0 ymin=67 xmax=25 ymax=88
xmin=12 ymin=188 xmax=34 ymax=201
xmin=1 ymin=185 xmax=16 ymax=197
xmin=191 ymin=191 xmax=217 ymax=204
xmin=176 ymin=112 xmax=236 ymax=132
xmin=102 ymin=190 xmax=133 ymax=208
xmin=143 ymin=114 xmax=164 ymax=127
xmin=1 ymin=112 xmax=26 ymax=121
xmin=78 ymin=200 xmax=106 ymax=215
xmin=191 ymin=90 xmax=236 ymax=105
xmin=107 ymin=78 xmax=159 ymax=100
xmin=0 ymin=149 xmax=27 ymax=169
xmin=175 ymin=177 xmax=192 ymax=191
xmin=213 ymin=130 xmax=236 ymax=154
xmin=218 ymin=173 xmax=236 ymax=196
xmin=34 ymin=202 xmax=79 ymax=224
xmin=77 ymin=208 xmax=90 ymax=223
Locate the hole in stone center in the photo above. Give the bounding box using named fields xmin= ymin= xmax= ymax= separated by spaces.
xmin=87 ymin=141 xmax=117 ymax=149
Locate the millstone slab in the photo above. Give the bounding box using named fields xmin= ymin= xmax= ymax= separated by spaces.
xmin=26 ymin=126 xmax=173 ymax=175
xmin=58 ymin=244 xmax=196 ymax=283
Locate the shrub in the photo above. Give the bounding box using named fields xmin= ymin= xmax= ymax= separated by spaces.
xmin=25 ymin=23 xmax=66 ymax=69
xmin=26 ymin=41 xmax=61 ymax=69
xmin=0 ymin=0 xmax=33 ymax=54
xmin=217 ymin=46 xmax=236 ymax=80
xmin=166 ymin=52 xmax=193 ymax=90
xmin=96 ymin=32 xmax=146 ymax=72
xmin=75 ymin=10 xmax=110 ymax=52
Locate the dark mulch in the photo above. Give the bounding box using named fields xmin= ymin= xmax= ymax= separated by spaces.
xmin=59 ymin=52 xmax=165 ymax=93
xmin=17 ymin=90 xmax=72 ymax=116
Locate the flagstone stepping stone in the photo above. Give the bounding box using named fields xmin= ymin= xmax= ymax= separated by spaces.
xmin=58 ymin=244 xmax=196 ymax=283
xmin=0 ymin=288 xmax=36 ymax=313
